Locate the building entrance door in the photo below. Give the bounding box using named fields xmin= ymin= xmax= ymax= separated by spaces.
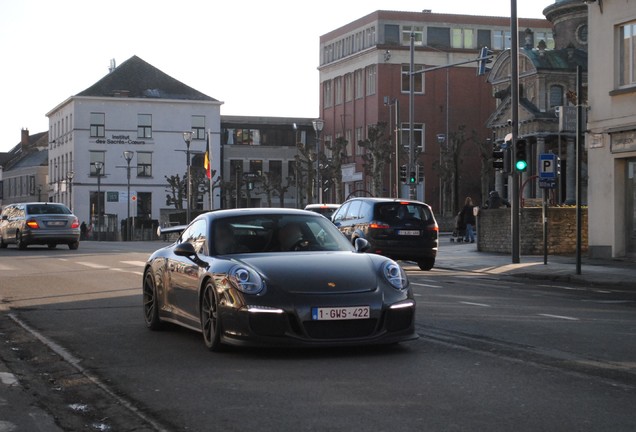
xmin=628 ymin=160 xmax=636 ymax=255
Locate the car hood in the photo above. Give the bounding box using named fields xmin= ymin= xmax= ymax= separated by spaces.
xmin=232 ymin=252 xmax=380 ymax=294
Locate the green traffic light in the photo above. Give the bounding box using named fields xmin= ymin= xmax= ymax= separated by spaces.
xmin=515 ymin=160 xmax=528 ymax=171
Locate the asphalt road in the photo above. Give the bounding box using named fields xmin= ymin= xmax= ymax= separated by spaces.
xmin=1 ymin=242 xmax=635 ymax=431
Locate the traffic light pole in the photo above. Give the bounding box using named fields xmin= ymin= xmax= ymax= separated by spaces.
xmin=510 ymin=0 xmax=521 ymax=263
xmin=408 ymin=33 xmax=416 ymax=200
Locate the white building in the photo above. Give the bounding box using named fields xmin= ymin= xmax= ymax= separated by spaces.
xmin=46 ymin=56 xmax=222 ymax=238
xmin=586 ymin=1 xmax=636 ymax=258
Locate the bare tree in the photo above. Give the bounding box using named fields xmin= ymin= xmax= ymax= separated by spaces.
xmin=324 ymin=136 xmax=348 ymax=203
xmin=358 ymin=123 xmax=392 ymax=197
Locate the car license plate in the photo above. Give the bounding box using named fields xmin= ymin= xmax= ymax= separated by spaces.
xmin=397 ymin=230 xmax=419 ymax=236
xmin=312 ymin=306 xmax=370 ymax=320
xmin=47 ymin=221 xmax=65 ymax=226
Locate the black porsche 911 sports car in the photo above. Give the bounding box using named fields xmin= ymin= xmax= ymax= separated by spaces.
xmin=143 ymin=208 xmax=418 ymax=351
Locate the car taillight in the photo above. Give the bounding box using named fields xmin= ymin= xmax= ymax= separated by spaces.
xmin=26 ymin=219 xmax=39 ymax=229
xmin=71 ymin=218 xmax=80 ymax=229
xmin=427 ymin=225 xmax=439 ymax=232
xmin=369 ymin=221 xmax=390 ymax=229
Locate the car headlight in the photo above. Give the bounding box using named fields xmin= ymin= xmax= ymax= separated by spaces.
xmin=383 ymin=261 xmax=409 ymax=290
xmin=229 ymin=265 xmax=265 ymax=295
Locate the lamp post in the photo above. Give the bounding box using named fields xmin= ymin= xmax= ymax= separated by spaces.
xmin=66 ymin=171 xmax=74 ymax=211
xmin=182 ymin=131 xmax=193 ymax=224
xmin=436 ymin=134 xmax=446 ymax=215
xmin=311 ymin=119 xmax=324 ymax=204
xmin=94 ymin=161 xmax=103 ymax=241
xmin=123 ymin=151 xmax=134 ymax=241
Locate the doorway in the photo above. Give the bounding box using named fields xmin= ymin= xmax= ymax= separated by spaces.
xmin=628 ymin=160 xmax=636 ymax=255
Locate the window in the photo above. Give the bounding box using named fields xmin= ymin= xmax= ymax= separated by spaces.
xmin=137 ymin=152 xmax=152 ymax=177
xmin=355 ymin=127 xmax=364 ymax=155
xmin=334 ymin=77 xmax=343 ymax=105
xmin=452 ymin=28 xmax=474 ymax=49
xmin=619 ymin=21 xmax=636 ymax=87
xmin=385 ymin=24 xmax=400 ymax=45
xmin=401 ymin=123 xmax=424 ymax=151
xmin=137 ymin=114 xmax=152 ymax=138
xmin=192 ymin=115 xmax=205 ymax=140
xmin=535 ymin=31 xmax=555 ymax=49
xmin=269 ymin=160 xmax=282 ymax=180
xmin=90 ymin=151 xmax=105 ymax=176
xmin=249 ymin=160 xmax=263 ymax=176
xmin=233 ymin=128 xmax=261 ymax=145
xmin=137 ymin=192 xmax=152 ymax=221
xmin=402 ymin=64 xmax=424 ymax=93
xmin=427 ymin=27 xmax=450 ymax=49
xmin=323 ymin=80 xmax=333 ymax=108
xmin=344 ymin=73 xmax=353 ymax=102
xmin=366 ymin=65 xmax=376 ymax=96
xmin=549 ymin=85 xmax=564 ymax=109
xmin=90 ymin=113 xmax=105 ymax=138
xmin=493 ymin=30 xmax=511 ymax=50
xmin=354 ymin=69 xmax=364 ymax=99
xmin=402 ymin=26 xmax=424 ymax=46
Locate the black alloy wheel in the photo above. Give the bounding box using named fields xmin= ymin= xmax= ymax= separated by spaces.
xmin=68 ymin=241 xmax=79 ymax=250
xmin=201 ymin=281 xmax=223 ymax=351
xmin=143 ymin=271 xmax=162 ymax=330
xmin=418 ymin=258 xmax=435 ymax=271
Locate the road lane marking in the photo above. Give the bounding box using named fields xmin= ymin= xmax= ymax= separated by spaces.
xmin=120 ymin=261 xmax=147 ymax=267
xmin=538 ymin=314 xmax=579 ymax=321
xmin=459 ymin=301 xmax=491 ymax=307
xmin=111 ymin=268 xmax=144 ymax=276
xmin=76 ymin=262 xmax=109 ymax=269
xmin=0 ymin=264 xmax=15 ymax=271
xmin=410 ymin=282 xmax=443 ymax=288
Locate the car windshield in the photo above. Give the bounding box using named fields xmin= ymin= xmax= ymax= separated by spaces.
xmin=26 ymin=204 xmax=72 ymax=215
xmin=211 ymin=214 xmax=353 ymax=255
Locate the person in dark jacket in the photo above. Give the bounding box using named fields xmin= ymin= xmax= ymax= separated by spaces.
xmin=460 ymin=197 xmax=476 ymax=243
xmin=484 ymin=190 xmax=510 ymax=209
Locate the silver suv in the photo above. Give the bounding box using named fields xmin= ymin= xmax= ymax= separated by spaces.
xmin=0 ymin=202 xmax=80 ymax=250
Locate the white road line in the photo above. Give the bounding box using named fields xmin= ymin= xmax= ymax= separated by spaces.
xmin=111 ymin=268 xmax=144 ymax=276
xmin=410 ymin=282 xmax=443 ymax=288
xmin=0 ymin=264 xmax=15 ymax=271
xmin=459 ymin=301 xmax=491 ymax=307
xmin=120 ymin=260 xmax=147 ymax=267
xmin=538 ymin=313 xmax=579 ymax=321
xmin=76 ymin=262 xmax=109 ymax=269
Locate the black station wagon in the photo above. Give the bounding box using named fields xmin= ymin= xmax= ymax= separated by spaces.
xmin=331 ymin=198 xmax=438 ymax=270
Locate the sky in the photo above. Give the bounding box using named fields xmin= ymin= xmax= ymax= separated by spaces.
xmin=0 ymin=0 xmax=551 ymax=152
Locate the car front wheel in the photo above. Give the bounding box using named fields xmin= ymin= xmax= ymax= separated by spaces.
xmin=68 ymin=241 xmax=79 ymax=250
xmin=201 ymin=281 xmax=223 ymax=351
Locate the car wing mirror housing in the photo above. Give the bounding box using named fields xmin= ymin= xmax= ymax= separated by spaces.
xmin=354 ymin=237 xmax=370 ymax=253
xmin=174 ymin=242 xmax=209 ymax=269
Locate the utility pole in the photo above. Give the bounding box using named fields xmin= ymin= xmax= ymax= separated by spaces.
xmin=408 ymin=33 xmax=416 ymax=200
xmin=510 ymin=0 xmax=521 ymax=263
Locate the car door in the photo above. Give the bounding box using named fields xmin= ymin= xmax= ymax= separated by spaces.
xmin=166 ymin=219 xmax=208 ymax=327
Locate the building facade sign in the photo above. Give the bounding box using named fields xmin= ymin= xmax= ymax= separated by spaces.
xmin=94 ymin=134 xmax=149 ymax=145
xmin=610 ymin=130 xmax=636 ymax=154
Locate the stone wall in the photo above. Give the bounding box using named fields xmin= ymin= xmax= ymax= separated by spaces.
xmin=477 ymin=207 xmax=588 ymax=255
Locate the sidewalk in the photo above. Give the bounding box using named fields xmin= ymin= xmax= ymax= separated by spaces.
xmin=434 ymin=233 xmax=635 ymax=288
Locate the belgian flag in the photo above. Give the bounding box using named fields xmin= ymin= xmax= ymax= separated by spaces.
xmin=204 ymin=132 xmax=211 ymax=179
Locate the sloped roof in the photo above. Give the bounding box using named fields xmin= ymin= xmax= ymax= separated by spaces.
xmin=9 ymin=148 xmax=48 ymax=169
xmin=523 ymin=47 xmax=587 ymax=72
xmin=2 ymin=131 xmax=48 ymax=170
xmin=76 ymin=55 xmax=217 ymax=101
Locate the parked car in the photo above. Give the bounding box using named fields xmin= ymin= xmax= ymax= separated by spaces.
xmin=0 ymin=202 xmax=80 ymax=250
xmin=331 ymin=198 xmax=438 ymax=270
xmin=304 ymin=203 xmax=341 ymax=219
xmin=143 ymin=208 xmax=417 ymax=351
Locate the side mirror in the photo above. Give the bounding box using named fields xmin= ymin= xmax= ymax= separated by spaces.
xmin=174 ymin=242 xmax=210 ymax=269
xmin=354 ymin=237 xmax=370 ymax=253
xmin=174 ymin=242 xmax=197 ymax=257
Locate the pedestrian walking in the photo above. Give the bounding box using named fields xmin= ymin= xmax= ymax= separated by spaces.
xmin=461 ymin=197 xmax=476 ymax=243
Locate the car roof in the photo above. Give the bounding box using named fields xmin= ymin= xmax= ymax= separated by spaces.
xmin=196 ymin=208 xmax=325 ymax=221
xmin=342 ymin=197 xmax=431 ymax=206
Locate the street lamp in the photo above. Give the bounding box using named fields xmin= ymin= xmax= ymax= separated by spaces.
xmin=183 ymin=131 xmax=193 ymax=224
xmin=123 ymin=151 xmax=134 ymax=241
xmin=437 ymin=134 xmax=446 ymax=214
xmin=66 ymin=171 xmax=74 ymax=211
xmin=312 ymin=119 xmax=324 ymax=204
xmin=94 ymin=161 xmax=103 ymax=241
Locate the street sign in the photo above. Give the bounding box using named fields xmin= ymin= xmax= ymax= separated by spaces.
xmin=539 ymin=178 xmax=557 ymax=189
xmin=539 ymin=153 xmax=557 ymax=179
